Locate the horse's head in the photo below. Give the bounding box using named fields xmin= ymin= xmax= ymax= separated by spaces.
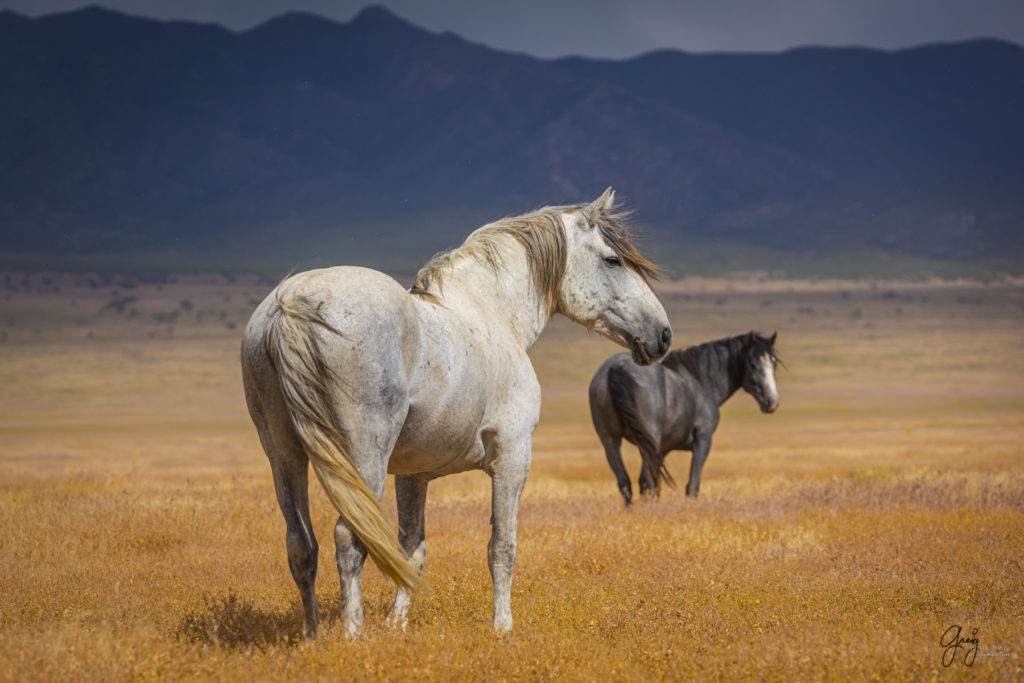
xmin=741 ymin=331 xmax=780 ymax=413
xmin=557 ymin=188 xmax=671 ymax=366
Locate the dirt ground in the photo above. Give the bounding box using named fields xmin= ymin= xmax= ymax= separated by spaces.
xmin=0 ymin=272 xmax=1021 ymax=680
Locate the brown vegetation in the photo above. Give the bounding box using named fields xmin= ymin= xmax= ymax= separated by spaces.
xmin=1 ymin=274 xmax=1021 ymax=680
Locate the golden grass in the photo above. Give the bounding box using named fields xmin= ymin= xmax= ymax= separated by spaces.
xmin=0 ymin=273 xmax=1021 ymax=680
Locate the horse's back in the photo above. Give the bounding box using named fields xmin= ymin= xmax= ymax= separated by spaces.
xmin=244 ymin=265 xmax=415 ymax=336
xmin=280 ymin=266 xmax=417 ymax=338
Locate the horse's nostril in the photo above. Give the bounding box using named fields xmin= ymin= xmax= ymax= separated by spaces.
xmin=660 ymin=327 xmax=672 ymax=348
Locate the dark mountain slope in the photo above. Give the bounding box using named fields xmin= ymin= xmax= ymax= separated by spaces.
xmin=1 ymin=5 xmax=1021 ymax=267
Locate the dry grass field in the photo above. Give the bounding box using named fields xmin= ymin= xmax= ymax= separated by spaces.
xmin=1 ymin=271 xmax=1021 ymax=681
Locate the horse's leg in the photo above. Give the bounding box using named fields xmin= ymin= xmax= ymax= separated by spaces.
xmin=637 ymin=445 xmax=666 ymax=499
xmin=638 ymin=456 xmax=658 ymax=498
xmin=487 ymin=437 xmax=530 ymax=634
xmin=600 ymin=434 xmax=633 ymax=506
xmin=618 ymin=394 xmax=666 ymax=500
xmin=686 ymin=434 xmax=712 ymax=497
xmin=590 ymin=374 xmax=632 ymax=505
xmin=387 ymin=474 xmax=429 ymax=629
xmin=334 ymin=517 xmax=366 ymax=637
xmin=246 ymin=389 xmax=320 ymax=637
xmin=272 ymin=449 xmax=320 ymax=637
xmin=332 ymin=452 xmax=390 ymax=638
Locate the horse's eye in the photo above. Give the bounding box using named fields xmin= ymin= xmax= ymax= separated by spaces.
xmin=604 ymin=255 xmax=622 ymax=267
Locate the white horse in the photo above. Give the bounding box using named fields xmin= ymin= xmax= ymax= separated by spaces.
xmin=241 ymin=188 xmax=671 ymax=637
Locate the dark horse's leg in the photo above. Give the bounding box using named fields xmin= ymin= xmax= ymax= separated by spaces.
xmin=603 ymin=362 xmax=670 ymax=502
xmin=638 ymin=453 xmax=664 ymax=498
xmin=600 ymin=434 xmax=633 ymax=505
xmin=590 ymin=369 xmax=633 ymax=506
xmin=686 ymin=433 xmax=712 ymax=497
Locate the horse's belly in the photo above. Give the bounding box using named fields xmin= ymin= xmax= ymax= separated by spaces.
xmin=388 ymin=407 xmax=487 ymax=476
xmin=388 ymin=363 xmax=490 ymax=476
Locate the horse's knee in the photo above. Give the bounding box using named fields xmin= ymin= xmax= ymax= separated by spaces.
xmin=333 ymin=517 xmax=367 ymax=633
xmin=408 ymin=539 xmax=427 ymax=570
xmin=286 ymin=530 xmax=317 ymax=581
xmin=334 ymin=519 xmax=367 ymax=572
xmin=487 ymin=535 xmax=516 ymax=573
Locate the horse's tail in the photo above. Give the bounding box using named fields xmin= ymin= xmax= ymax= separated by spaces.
xmin=264 ymin=288 xmax=419 ymax=591
xmin=607 ymin=364 xmax=676 ymax=490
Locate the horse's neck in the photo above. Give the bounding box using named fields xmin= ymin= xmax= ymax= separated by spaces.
xmin=436 ymin=250 xmax=552 ymax=349
xmin=692 ymin=341 xmax=744 ymax=406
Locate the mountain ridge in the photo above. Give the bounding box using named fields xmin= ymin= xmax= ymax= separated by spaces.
xmin=1 ymin=5 xmax=1022 ymax=272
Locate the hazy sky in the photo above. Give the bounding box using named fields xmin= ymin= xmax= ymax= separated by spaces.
xmin=2 ymin=0 xmax=1022 ymax=58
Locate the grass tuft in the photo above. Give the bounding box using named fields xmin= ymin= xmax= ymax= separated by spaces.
xmin=174 ymin=592 xmax=304 ymax=652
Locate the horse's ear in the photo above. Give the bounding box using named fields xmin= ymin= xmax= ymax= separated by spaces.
xmin=770 ymin=331 xmax=777 ymax=345
xmin=582 ymin=187 xmax=615 ymax=226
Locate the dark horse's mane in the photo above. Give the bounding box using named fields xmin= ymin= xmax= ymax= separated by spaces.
xmin=661 ymin=332 xmax=777 ymax=380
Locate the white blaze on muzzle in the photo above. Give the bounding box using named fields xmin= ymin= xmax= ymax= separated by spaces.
xmin=760 ymin=353 xmax=779 ymax=406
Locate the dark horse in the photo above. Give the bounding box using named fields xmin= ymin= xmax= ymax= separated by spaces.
xmin=589 ymin=331 xmax=780 ymax=505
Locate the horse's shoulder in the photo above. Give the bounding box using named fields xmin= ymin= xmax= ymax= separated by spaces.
xmin=662 ymin=361 xmax=696 ymax=389
xmin=664 ymin=364 xmax=714 ymax=408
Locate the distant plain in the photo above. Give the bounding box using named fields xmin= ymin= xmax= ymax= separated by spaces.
xmin=0 ymin=272 xmax=1021 ymax=680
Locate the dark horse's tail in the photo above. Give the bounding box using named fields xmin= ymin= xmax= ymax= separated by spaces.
xmin=606 ymin=364 xmax=676 ymax=491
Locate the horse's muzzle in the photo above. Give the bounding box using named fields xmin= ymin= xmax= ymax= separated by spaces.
xmin=631 ymin=327 xmax=671 ymax=366
xmin=658 ymin=326 xmax=672 ymax=356
xmin=630 ymin=338 xmax=652 ymax=365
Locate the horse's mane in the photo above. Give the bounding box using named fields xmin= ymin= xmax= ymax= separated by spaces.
xmin=409 ymin=202 xmax=660 ymax=309
xmin=661 ymin=332 xmax=777 ymax=378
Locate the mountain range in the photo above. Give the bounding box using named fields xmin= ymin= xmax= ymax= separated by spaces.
xmin=1 ymin=5 xmax=1022 ymax=273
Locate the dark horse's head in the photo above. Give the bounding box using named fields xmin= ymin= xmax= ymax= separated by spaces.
xmin=740 ymin=331 xmax=780 ymax=413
